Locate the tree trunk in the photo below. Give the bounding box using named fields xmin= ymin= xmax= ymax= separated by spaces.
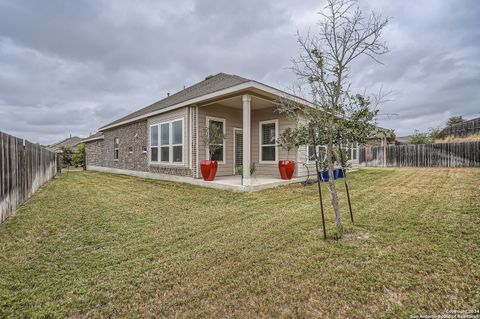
xmin=326 ymin=144 xmax=344 ymax=233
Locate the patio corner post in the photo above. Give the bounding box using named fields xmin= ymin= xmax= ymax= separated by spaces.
xmin=242 ymin=94 xmax=251 ymax=186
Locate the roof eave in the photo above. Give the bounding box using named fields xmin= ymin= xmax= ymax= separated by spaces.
xmin=98 ymin=81 xmax=315 ymax=131
xmin=82 ymin=135 xmax=105 ymax=143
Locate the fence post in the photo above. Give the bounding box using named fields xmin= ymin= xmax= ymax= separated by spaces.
xmin=383 ymin=137 xmax=387 ymax=167
xmin=56 ymin=153 xmax=62 ymax=174
xmin=83 ymin=148 xmax=86 ymax=171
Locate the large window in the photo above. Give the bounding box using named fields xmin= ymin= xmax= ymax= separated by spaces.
xmin=160 ymin=123 xmax=170 ymax=162
xmin=113 ymin=137 xmax=119 ymax=160
xmin=341 ymin=143 xmax=358 ymax=161
xmin=149 ymin=118 xmax=184 ymax=164
xmin=259 ymin=120 xmax=278 ymax=163
xmin=307 ymin=144 xmax=358 ymax=163
xmin=307 ymin=145 xmax=326 ymax=163
xmin=206 ymin=117 xmax=225 ymax=163
xmin=150 ymin=126 xmax=158 ymax=162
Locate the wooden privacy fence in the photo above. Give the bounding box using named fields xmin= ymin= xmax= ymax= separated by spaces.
xmin=1 ymin=131 xmax=58 ymax=223
xmin=359 ymin=142 xmax=480 ymax=168
xmin=438 ymin=117 xmax=480 ymax=138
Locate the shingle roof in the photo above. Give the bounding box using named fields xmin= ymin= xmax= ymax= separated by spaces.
xmin=101 ymin=73 xmax=250 ymax=130
xmin=46 ymin=136 xmax=83 ymax=151
xmin=82 ymin=131 xmax=104 ymax=143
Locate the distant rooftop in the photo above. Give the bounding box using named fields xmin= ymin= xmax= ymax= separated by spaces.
xmin=46 ymin=136 xmax=83 ymax=151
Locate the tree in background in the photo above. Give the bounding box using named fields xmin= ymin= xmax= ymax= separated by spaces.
xmin=60 ymin=146 xmax=73 ymax=167
xmin=72 ymin=143 xmax=85 ymax=167
xmin=409 ymin=128 xmax=440 ymax=144
xmin=276 ymin=0 xmax=388 ymax=236
xmin=446 ymin=116 xmax=464 ymax=127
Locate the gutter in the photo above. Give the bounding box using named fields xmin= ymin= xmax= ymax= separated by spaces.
xmin=82 ymin=135 xmax=104 ymax=143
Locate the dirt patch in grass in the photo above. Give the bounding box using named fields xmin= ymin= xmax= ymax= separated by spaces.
xmin=340 ymin=231 xmax=371 ymax=241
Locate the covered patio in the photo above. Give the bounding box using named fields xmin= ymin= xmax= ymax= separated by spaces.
xmin=195 ymin=90 xmax=306 ymax=184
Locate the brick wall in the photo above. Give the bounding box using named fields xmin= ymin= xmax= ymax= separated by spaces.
xmin=85 ymin=139 xmax=104 ymax=166
xmin=86 ymin=119 xmax=192 ymax=176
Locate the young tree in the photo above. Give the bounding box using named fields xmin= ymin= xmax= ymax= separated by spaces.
xmin=72 ymin=143 xmax=85 ymax=168
xmin=409 ymin=128 xmax=439 ymax=144
xmin=277 ymin=127 xmax=298 ymax=160
xmin=277 ymin=0 xmax=388 ymax=235
xmin=201 ymin=121 xmax=225 ymax=160
xmin=446 ymin=116 xmax=464 ymax=127
xmin=60 ymin=146 xmax=73 ymax=167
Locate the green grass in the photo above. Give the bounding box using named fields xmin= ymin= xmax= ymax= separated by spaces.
xmin=0 ymin=169 xmax=479 ymax=318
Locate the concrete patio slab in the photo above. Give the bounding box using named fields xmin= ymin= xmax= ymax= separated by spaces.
xmin=86 ymin=165 xmax=306 ymax=192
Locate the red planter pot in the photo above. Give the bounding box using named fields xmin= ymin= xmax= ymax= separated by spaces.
xmin=278 ymin=160 xmax=295 ymax=180
xmin=200 ymin=160 xmax=218 ymax=181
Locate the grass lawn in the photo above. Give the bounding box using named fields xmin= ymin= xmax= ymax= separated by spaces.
xmin=0 ymin=168 xmax=479 ymax=318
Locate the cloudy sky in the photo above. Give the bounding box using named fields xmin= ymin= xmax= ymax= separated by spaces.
xmin=0 ymin=0 xmax=479 ymax=145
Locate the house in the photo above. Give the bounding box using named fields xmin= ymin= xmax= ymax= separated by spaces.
xmin=83 ymin=73 xmax=360 ymax=191
xmin=366 ymin=127 xmax=396 ymax=146
xmin=437 ymin=116 xmax=480 ymax=139
xmin=46 ymin=136 xmax=84 ymax=153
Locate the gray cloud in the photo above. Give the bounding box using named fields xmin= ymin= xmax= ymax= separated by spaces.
xmin=0 ymin=0 xmax=479 ymax=144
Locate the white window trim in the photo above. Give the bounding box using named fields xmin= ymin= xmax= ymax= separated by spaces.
xmin=306 ymin=145 xmax=326 ymax=164
xmin=259 ymin=119 xmax=279 ymax=164
xmin=233 ymin=127 xmax=243 ymax=174
xmin=149 ymin=118 xmax=185 ymax=166
xmin=147 ymin=124 xmax=160 ymax=164
xmin=306 ymin=143 xmax=358 ymax=164
xmin=113 ymin=137 xmax=119 ymax=161
xmin=149 ymin=124 xmax=159 ymax=163
xmin=171 ymin=119 xmax=184 ymax=164
xmin=206 ymin=116 xmax=226 ymax=164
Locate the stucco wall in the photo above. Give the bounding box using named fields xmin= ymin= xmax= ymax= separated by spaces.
xmin=197 ymin=104 xmax=298 ymax=178
xmin=250 ymin=107 xmax=297 ymax=178
xmin=197 ymin=104 xmax=243 ymax=176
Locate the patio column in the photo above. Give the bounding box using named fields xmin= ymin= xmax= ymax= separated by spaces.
xmin=242 ymin=94 xmax=251 ymax=186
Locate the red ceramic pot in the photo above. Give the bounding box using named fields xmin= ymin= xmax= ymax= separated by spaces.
xmin=278 ymin=160 xmax=295 ymax=180
xmin=200 ymin=160 xmax=218 ymax=181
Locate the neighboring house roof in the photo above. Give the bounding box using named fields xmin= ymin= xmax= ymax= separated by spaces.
xmin=99 ymin=72 xmax=316 ymax=131
xmin=368 ymin=126 xmax=396 ymax=142
xmin=438 ymin=116 xmax=480 ymax=138
xmin=46 ymin=136 xmax=83 ymax=152
xmin=395 ymin=136 xmax=411 ymax=144
xmin=82 ymin=132 xmax=104 ymax=143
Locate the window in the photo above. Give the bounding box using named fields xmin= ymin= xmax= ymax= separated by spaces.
xmin=206 ymin=117 xmax=225 ymax=163
xmin=341 ymin=143 xmax=358 ymax=161
xmin=149 ymin=118 xmax=184 ymax=164
xmin=113 ymin=137 xmax=119 ymax=160
xmin=172 ymin=120 xmax=183 ymax=162
xmin=150 ymin=126 xmax=158 ymax=162
xmin=259 ymin=120 xmax=278 ymax=163
xmin=307 ymin=145 xmax=326 ymax=163
xmin=306 ymin=144 xmax=357 ymax=163
xmin=160 ymin=123 xmax=169 ymax=162
xmin=352 ymin=143 xmax=358 ymax=160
